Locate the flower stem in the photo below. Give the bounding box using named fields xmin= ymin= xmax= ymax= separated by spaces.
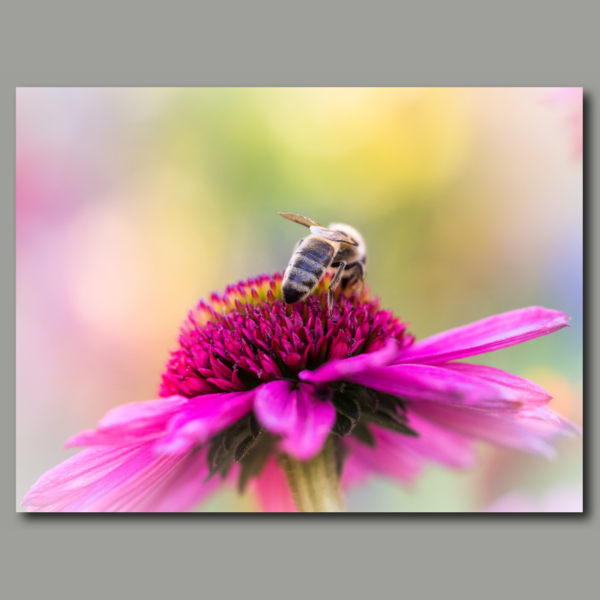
xmin=279 ymin=437 xmax=344 ymax=512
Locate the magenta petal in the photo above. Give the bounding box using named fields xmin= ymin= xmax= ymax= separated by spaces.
xmin=23 ymin=444 xmax=153 ymax=511
xmin=441 ymin=363 xmax=552 ymax=405
xmin=55 ymin=446 xmax=226 ymax=512
xmin=409 ymin=400 xmax=578 ymax=458
xmin=342 ymin=428 xmax=423 ymax=484
xmin=255 ymin=382 xmax=335 ymax=461
xmin=154 ymin=390 xmax=256 ymax=454
xmin=342 ymin=417 xmax=475 ymax=488
xmin=389 ymin=414 xmax=476 ymax=469
xmin=98 ymin=395 xmax=189 ymax=429
xmin=395 ymin=307 xmax=570 ymax=364
xmin=65 ymin=395 xmax=189 ymax=448
xmin=129 ymin=447 xmax=221 ymax=512
xmin=253 ymin=380 xmax=296 ymax=432
xmin=279 ymin=385 xmax=336 ymax=461
xmin=299 ymin=338 xmax=400 ymax=385
xmin=350 ymin=364 xmax=519 ymax=408
xmin=65 ymin=451 xmax=185 ymax=512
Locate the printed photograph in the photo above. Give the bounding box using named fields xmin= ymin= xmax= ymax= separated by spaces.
xmin=17 ymin=87 xmax=583 ymax=512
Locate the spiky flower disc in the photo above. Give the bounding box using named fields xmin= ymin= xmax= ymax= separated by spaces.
xmin=158 ymin=273 xmax=416 ymax=487
xmin=160 ymin=272 xmax=413 ymax=397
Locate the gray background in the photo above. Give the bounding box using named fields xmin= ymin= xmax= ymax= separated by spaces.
xmin=2 ymin=1 xmax=594 ymax=599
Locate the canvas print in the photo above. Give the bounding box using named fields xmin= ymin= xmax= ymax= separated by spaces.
xmin=17 ymin=88 xmax=583 ymax=512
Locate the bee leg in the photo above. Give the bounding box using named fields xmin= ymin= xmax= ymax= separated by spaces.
xmin=345 ymin=262 xmax=365 ymax=293
xmin=328 ymin=261 xmax=346 ymax=318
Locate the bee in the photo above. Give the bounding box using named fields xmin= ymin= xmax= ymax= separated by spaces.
xmin=279 ymin=212 xmax=367 ymax=317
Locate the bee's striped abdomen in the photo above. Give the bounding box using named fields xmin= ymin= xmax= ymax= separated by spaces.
xmin=282 ymin=238 xmax=334 ymax=304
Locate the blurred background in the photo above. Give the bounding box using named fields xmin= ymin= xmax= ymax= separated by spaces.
xmin=16 ymin=87 xmax=583 ymax=512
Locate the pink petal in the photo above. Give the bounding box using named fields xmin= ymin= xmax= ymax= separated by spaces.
xmin=154 ymin=390 xmax=256 ymax=455
xmin=23 ymin=444 xmax=154 ymax=511
xmin=339 ymin=450 xmax=372 ymax=489
xmin=251 ymin=455 xmax=297 ymax=513
xmin=65 ymin=395 xmax=189 ymax=448
xmin=65 ymin=451 xmax=185 ymax=512
xmin=342 ymin=417 xmax=475 ymax=488
xmin=24 ymin=442 xmax=224 ymax=513
xmin=395 ymin=307 xmax=570 ymax=365
xmin=126 ymin=448 xmax=222 ymax=512
xmin=255 ymin=382 xmax=336 ymax=461
xmin=253 ymin=380 xmax=296 ymax=432
xmin=441 ymin=363 xmax=552 ymax=405
xmin=350 ymin=364 xmax=520 ymax=408
xmin=409 ymin=400 xmax=579 ymax=458
xmin=392 ymin=413 xmax=476 ymax=468
xmin=298 ymin=338 xmax=400 ymax=385
xmin=99 ymin=395 xmax=189 ymax=429
xmin=342 ymin=428 xmax=423 ymax=485
xmin=278 ymin=388 xmax=336 ymax=461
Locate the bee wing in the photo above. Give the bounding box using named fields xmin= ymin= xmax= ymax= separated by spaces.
xmin=278 ymin=212 xmax=324 ymax=228
xmin=279 ymin=212 xmax=358 ymax=246
xmin=309 ymin=226 xmax=358 ymax=246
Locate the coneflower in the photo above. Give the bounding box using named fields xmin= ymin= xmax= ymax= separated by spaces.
xmin=23 ymin=273 xmax=578 ymax=512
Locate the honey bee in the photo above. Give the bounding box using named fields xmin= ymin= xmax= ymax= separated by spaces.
xmin=279 ymin=212 xmax=367 ymax=317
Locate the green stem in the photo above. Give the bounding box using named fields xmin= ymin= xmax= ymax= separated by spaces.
xmin=279 ymin=436 xmax=344 ymax=512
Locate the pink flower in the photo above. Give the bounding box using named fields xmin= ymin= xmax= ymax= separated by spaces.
xmin=22 ymin=273 xmax=579 ymax=512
